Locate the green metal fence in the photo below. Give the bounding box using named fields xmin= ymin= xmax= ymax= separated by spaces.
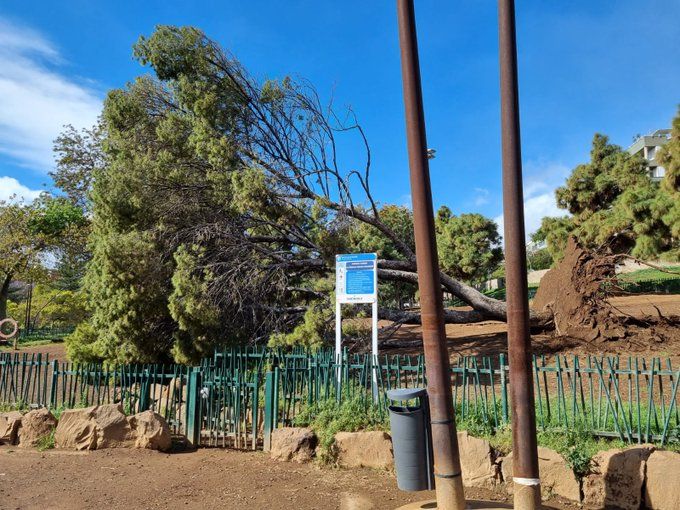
xmin=17 ymin=326 xmax=76 ymax=340
xmin=2 ymin=349 xmax=679 ymax=449
xmin=0 ymin=353 xmax=188 ymax=435
xmin=248 ymin=349 xmax=680 ymax=447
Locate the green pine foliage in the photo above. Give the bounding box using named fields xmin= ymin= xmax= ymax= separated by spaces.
xmin=539 ymin=114 xmax=680 ymax=261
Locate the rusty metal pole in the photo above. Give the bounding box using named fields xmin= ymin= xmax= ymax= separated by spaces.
xmin=396 ymin=2 xmax=466 ymax=509
xmin=497 ymin=1 xmax=542 ymax=508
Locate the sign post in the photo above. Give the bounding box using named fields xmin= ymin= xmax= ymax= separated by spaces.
xmin=335 ymin=253 xmax=379 ymax=399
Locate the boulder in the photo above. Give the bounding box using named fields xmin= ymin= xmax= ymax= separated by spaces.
xmin=270 ymin=427 xmax=317 ymax=463
xmin=644 ymin=450 xmax=680 ymax=510
xmin=129 ymin=410 xmax=172 ymax=451
xmin=457 ymin=431 xmax=498 ymax=488
xmin=501 ymin=446 xmax=580 ymax=502
xmin=0 ymin=411 xmax=24 ymax=445
xmin=582 ymin=445 xmax=654 ymax=510
xmin=55 ymin=404 xmax=135 ymax=450
xmin=54 ymin=407 xmax=99 ymax=450
xmin=95 ymin=403 xmax=136 ymax=448
xmin=334 ymin=431 xmax=393 ymax=470
xmin=17 ymin=408 xmax=57 ymax=447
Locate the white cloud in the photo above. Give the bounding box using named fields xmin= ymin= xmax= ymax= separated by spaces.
xmin=473 ymin=187 xmax=490 ymax=206
xmin=0 ymin=175 xmax=43 ymax=202
xmin=494 ymin=160 xmax=570 ymax=241
xmin=0 ymin=17 xmax=102 ymax=172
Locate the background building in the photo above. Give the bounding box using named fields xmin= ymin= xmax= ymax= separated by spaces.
xmin=627 ymin=129 xmax=672 ymax=181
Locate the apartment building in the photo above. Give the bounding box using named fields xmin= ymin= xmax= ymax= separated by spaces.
xmin=627 ymin=128 xmax=672 ymax=181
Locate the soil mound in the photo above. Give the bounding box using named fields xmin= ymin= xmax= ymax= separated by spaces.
xmin=532 ymin=237 xmax=678 ymax=347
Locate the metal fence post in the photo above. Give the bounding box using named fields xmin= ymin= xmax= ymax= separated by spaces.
xmin=139 ymin=368 xmax=151 ymax=412
xmin=500 ymin=353 xmax=508 ymax=423
xmin=185 ymin=367 xmax=202 ymax=447
xmin=49 ymin=360 xmax=59 ymax=408
xmin=263 ymin=370 xmax=275 ymax=451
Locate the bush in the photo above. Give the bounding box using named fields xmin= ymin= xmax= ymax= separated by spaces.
xmin=293 ymin=396 xmax=388 ymax=463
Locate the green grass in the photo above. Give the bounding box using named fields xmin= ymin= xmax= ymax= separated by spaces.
xmin=0 ymin=400 xmax=28 ymax=413
xmin=293 ymin=396 xmax=389 ymax=463
xmin=617 ymin=265 xmax=680 ymax=282
xmin=35 ymin=430 xmax=55 ymax=451
xmin=0 ymin=338 xmax=62 ymax=351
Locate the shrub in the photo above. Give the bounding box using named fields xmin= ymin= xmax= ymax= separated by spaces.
xmin=293 ymin=396 xmax=388 ymax=463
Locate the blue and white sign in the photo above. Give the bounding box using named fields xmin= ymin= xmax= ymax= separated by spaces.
xmin=335 ymin=253 xmax=379 ymax=400
xmin=336 ymin=253 xmax=378 ymax=304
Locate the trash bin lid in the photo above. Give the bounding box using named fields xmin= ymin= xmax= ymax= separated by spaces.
xmin=386 ymin=387 xmax=427 ymax=401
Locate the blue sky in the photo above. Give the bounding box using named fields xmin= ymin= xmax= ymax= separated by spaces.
xmin=1 ymin=1 xmax=679 ymax=236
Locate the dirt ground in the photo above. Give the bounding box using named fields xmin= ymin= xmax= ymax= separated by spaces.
xmin=382 ymin=294 xmax=680 ymax=359
xmin=0 ymin=294 xmax=676 ymax=510
xmin=0 ymin=446 xmax=577 ymax=510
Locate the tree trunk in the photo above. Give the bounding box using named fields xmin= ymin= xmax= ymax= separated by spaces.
xmin=0 ymin=273 xmax=11 ymax=322
xmin=377 ymin=263 xmax=553 ymax=328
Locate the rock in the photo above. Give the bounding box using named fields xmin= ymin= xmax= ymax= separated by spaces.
xmin=582 ymin=445 xmax=654 ymax=510
xmin=17 ymin=408 xmax=57 ymax=447
xmin=334 ymin=431 xmax=393 ymax=470
xmin=55 ymin=404 xmax=135 ymax=450
xmin=0 ymin=411 xmax=23 ymax=445
xmin=457 ymin=431 xmax=497 ymax=488
xmin=270 ymin=427 xmax=317 ymax=463
xmin=129 ymin=410 xmax=172 ymax=451
xmin=501 ymin=446 xmax=580 ymax=502
xmin=340 ymin=493 xmax=375 ymax=510
xmin=54 ymin=408 xmax=98 ymax=450
xmin=644 ymin=450 xmax=680 ymax=510
xmin=92 ymin=403 xmax=136 ymax=448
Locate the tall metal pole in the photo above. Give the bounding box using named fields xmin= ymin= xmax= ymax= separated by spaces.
xmin=497 ymin=1 xmax=541 ymax=508
xmin=396 ymin=2 xmax=466 ymax=509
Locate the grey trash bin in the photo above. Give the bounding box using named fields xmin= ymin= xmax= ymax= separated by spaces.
xmin=387 ymin=388 xmax=434 ymax=492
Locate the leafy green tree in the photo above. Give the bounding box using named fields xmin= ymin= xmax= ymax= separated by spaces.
xmin=7 ymin=284 xmax=87 ymax=329
xmin=0 ymin=197 xmax=85 ymax=321
xmin=63 ymin=25 xmax=520 ymax=362
xmin=435 ymin=207 xmax=503 ymax=283
xmin=52 ymin=123 xmax=105 ymax=211
xmin=657 ymin=107 xmax=680 ymax=259
xmin=527 ymin=248 xmax=553 ymax=271
xmin=539 ymin=130 xmax=679 ymax=261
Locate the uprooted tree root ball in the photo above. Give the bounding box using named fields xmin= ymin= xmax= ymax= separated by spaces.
xmin=532 ymin=237 xmax=679 ymax=348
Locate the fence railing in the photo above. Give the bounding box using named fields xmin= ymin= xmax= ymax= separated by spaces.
xmin=2 ymin=349 xmax=679 ymax=449
xmin=0 ymin=353 xmax=188 ymax=435
xmin=17 ymin=326 xmax=76 ymax=340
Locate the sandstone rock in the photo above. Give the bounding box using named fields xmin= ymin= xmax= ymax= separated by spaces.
xmin=582 ymin=445 xmax=654 ymax=510
xmin=55 ymin=404 xmax=135 ymax=450
xmin=340 ymin=493 xmax=375 ymax=510
xmin=154 ymin=377 xmax=186 ymax=409
xmin=0 ymin=411 xmax=23 ymax=445
xmin=270 ymin=427 xmax=317 ymax=463
xmin=335 ymin=431 xmax=393 ymax=470
xmin=95 ymin=403 xmax=136 ymax=448
xmin=644 ymin=450 xmax=680 ymax=510
xmin=54 ymin=408 xmax=98 ymax=450
xmin=17 ymin=408 xmax=57 ymax=447
xmin=501 ymin=446 xmax=580 ymax=502
xmin=457 ymin=431 xmax=497 ymax=488
xmin=129 ymin=410 xmax=172 ymax=451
